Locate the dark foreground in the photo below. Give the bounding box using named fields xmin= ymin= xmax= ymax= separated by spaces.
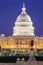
xmin=0 ymin=56 xmax=43 ymax=62
xmin=0 ymin=56 xmax=43 ymax=65
xmin=0 ymin=61 xmax=43 ymax=65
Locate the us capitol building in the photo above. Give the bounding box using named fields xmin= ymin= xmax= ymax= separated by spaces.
xmin=0 ymin=4 xmax=43 ymax=62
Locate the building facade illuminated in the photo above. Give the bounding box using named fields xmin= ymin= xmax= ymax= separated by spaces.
xmin=0 ymin=4 xmax=43 ymax=58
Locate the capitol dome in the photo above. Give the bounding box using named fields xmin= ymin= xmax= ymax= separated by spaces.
xmin=16 ymin=13 xmax=31 ymax=22
xmin=13 ymin=4 xmax=35 ymax=36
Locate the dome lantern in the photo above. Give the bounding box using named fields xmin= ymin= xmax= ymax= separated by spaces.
xmin=21 ymin=3 xmax=27 ymax=15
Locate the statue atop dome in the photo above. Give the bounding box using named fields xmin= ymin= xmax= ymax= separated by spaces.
xmin=23 ymin=3 xmax=25 ymax=8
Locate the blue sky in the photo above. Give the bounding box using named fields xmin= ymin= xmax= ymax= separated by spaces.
xmin=0 ymin=0 xmax=43 ymax=36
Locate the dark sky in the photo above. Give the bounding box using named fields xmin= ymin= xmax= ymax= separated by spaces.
xmin=0 ymin=0 xmax=43 ymax=36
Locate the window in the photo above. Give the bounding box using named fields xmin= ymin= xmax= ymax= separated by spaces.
xmin=16 ymin=39 xmax=18 ymax=44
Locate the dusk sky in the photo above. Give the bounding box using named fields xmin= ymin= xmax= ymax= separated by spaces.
xmin=0 ymin=0 xmax=43 ymax=36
